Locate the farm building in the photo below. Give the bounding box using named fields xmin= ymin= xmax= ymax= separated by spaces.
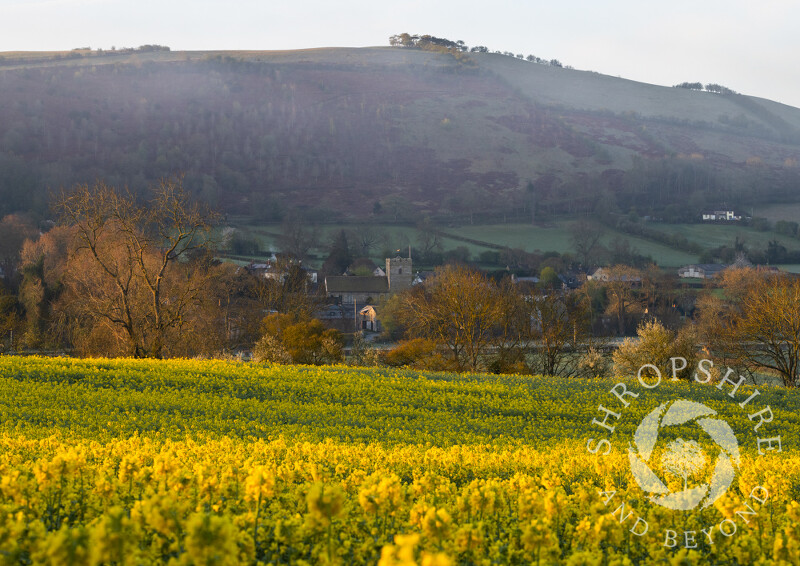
xmin=678 ymin=264 xmax=728 ymax=279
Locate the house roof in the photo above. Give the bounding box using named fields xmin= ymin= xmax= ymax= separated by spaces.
xmin=588 ymin=268 xmax=641 ymax=282
xmin=325 ymin=276 xmax=389 ymax=294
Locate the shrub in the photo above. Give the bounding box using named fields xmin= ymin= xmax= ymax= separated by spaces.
xmin=577 ymin=347 xmax=610 ymax=378
xmin=381 ymin=338 xmax=451 ymax=371
xmin=252 ymin=334 xmax=291 ymax=364
xmin=255 ymin=314 xmax=344 ymax=365
xmin=348 ymin=332 xmax=382 ymax=367
xmin=612 ymin=320 xmax=697 ymax=380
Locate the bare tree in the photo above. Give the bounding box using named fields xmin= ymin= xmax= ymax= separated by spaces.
xmin=569 ymin=221 xmax=604 ymax=267
xmin=494 ymin=281 xmax=592 ymax=376
xmin=0 ymin=214 xmax=38 ymax=280
xmin=18 ymin=226 xmax=74 ymax=348
xmin=396 ymin=264 xmax=501 ymax=371
xmin=699 ymin=269 xmax=800 ymax=387
xmin=347 ymin=225 xmax=380 ymax=257
xmin=253 ymin=258 xmax=323 ymax=322
xmin=277 ymin=214 xmax=318 ymax=261
xmin=416 ymin=217 xmax=443 ymax=261
xmin=601 ymin=265 xmax=644 ymax=336
xmin=530 ymin=291 xmax=591 ymax=376
xmin=56 ymin=179 xmax=218 ymax=358
xmin=204 ymin=262 xmax=264 ymax=353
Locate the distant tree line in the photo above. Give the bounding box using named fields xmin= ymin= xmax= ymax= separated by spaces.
xmin=389 ymin=33 xmax=568 ymax=69
xmin=72 ymin=45 xmax=171 ymax=53
xmin=4 ymin=180 xmax=800 ymax=388
xmin=674 ymin=82 xmax=737 ymax=95
xmin=32 ymin=45 xmax=173 ymax=61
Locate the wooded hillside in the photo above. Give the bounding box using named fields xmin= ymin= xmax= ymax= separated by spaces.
xmin=2 ymin=47 xmax=800 ymax=222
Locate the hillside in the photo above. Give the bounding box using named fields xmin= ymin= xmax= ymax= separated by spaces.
xmin=2 ymin=47 xmax=800 ymax=221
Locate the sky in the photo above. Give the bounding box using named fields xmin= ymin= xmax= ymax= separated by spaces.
xmin=2 ymin=0 xmax=799 ymax=108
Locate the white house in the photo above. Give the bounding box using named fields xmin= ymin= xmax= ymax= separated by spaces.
xmin=358 ymin=305 xmax=381 ymax=332
xmin=702 ymin=210 xmax=741 ymax=221
xmin=678 ymin=264 xmax=727 ymax=279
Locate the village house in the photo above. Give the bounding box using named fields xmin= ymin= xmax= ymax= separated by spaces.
xmin=346 ymin=257 xmax=386 ymax=277
xmin=316 ymin=304 xmax=347 ymax=321
xmin=678 ymin=264 xmax=728 ymax=279
xmin=324 ymin=276 xmax=389 ymax=305
xmin=558 ymin=271 xmax=584 ymax=289
xmin=412 ymin=270 xmax=434 ymax=285
xmin=246 ymin=260 xmax=318 ymax=284
xmin=587 ymin=267 xmax=642 ymax=285
xmin=358 ymin=305 xmax=381 ymax=332
xmin=702 ymin=210 xmax=741 ymax=221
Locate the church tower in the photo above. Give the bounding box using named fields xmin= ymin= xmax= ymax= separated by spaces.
xmin=385 ymin=256 xmax=412 ymax=292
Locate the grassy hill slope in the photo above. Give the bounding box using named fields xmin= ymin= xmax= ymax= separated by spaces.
xmin=1 ymin=47 xmax=800 ymax=222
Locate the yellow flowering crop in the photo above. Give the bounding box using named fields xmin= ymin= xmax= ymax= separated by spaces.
xmin=0 ymin=356 xmax=795 ymax=564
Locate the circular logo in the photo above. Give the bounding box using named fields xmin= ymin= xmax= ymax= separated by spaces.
xmin=628 ymin=399 xmax=741 ymax=511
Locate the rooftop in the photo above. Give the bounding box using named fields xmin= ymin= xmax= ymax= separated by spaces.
xmin=325 ymin=276 xmax=389 ymax=294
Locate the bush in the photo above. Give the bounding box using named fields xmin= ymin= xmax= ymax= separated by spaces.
xmin=487 ymin=348 xmax=530 ymax=375
xmin=577 ymin=347 xmax=610 ymax=378
xmin=750 ymin=217 xmax=771 ymax=231
xmin=252 ymin=334 xmax=292 ymax=364
xmin=255 ymin=314 xmax=344 ymax=365
xmin=612 ymin=320 xmax=697 ymax=380
xmin=348 ymin=332 xmax=382 ymax=367
xmin=381 ymin=338 xmax=451 ymax=371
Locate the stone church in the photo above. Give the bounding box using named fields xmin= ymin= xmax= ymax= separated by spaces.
xmin=324 ymin=256 xmax=412 ymax=306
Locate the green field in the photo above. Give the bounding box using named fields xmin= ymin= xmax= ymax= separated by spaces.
xmin=234 ymin=217 xmax=800 ymax=271
xmin=755 ymin=202 xmax=800 ymax=223
xmin=648 ymin=222 xmax=800 ymax=251
xmin=441 ymin=222 xmax=699 ymax=266
xmin=237 ymin=221 xmax=701 ymax=268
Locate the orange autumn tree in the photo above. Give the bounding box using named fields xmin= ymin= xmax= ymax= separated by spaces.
xmin=55 ymin=179 xmax=218 ymax=358
xmin=395 ymin=264 xmax=501 ymax=372
xmin=698 ymin=268 xmax=800 ymax=387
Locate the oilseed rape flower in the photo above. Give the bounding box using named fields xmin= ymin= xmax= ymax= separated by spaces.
xmin=181 ymin=512 xmax=240 ymax=566
xmin=421 ymin=507 xmax=453 ymax=541
xmin=0 ymin=356 xmax=797 ymax=564
xmin=34 ymin=525 xmax=91 ymax=566
xmin=359 ymin=472 xmax=403 ymax=515
xmin=379 ymin=533 xmax=453 ymax=566
xmin=305 ymin=482 xmax=345 ymax=529
xmin=89 ymin=506 xmax=141 ymax=565
xmin=244 ymin=465 xmax=276 ymax=503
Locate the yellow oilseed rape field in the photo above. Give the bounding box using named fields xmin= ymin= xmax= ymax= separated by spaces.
xmin=0 ymin=356 xmax=797 ymax=564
